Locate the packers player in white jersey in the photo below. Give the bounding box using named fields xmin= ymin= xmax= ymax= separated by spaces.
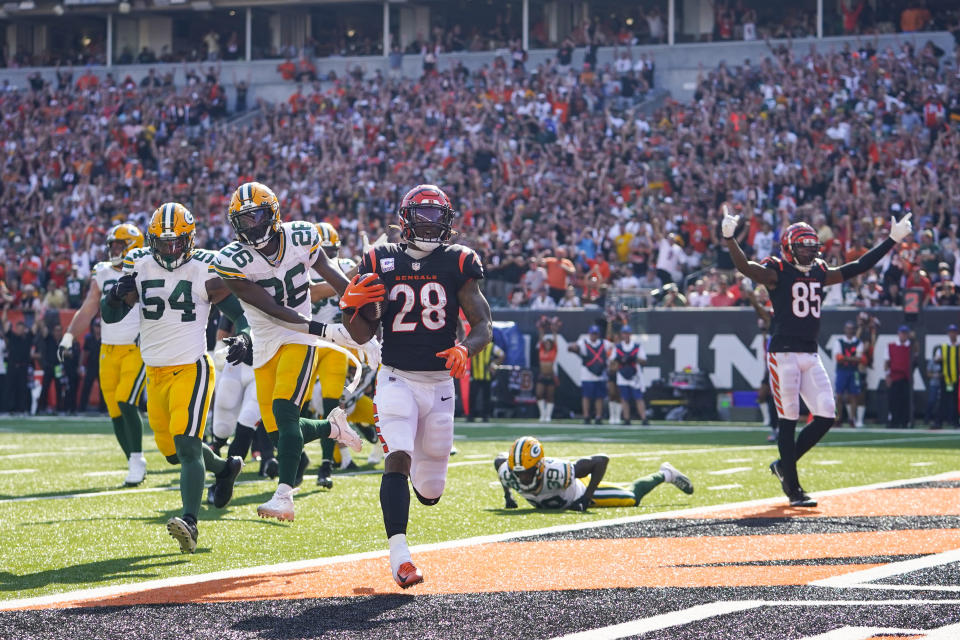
xmin=102 ymin=203 xmax=248 ymax=553
xmin=59 ymin=223 xmax=149 ymax=486
xmin=495 ymin=437 xmax=694 ymax=511
xmin=307 ymin=221 xmax=381 ymax=487
xmin=214 ymin=182 xmax=372 ymax=522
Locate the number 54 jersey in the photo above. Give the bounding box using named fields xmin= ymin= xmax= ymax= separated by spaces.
xmin=122 ymin=247 xmax=218 ymax=367
xmin=214 ymin=221 xmax=322 ymax=368
xmin=359 ymin=243 xmax=484 ymax=371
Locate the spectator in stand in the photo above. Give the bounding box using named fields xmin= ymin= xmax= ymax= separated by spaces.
xmin=530 ymin=287 xmax=558 ymax=310
xmin=544 ymin=248 xmax=577 ymax=303
xmin=277 ymin=58 xmax=296 ymax=80
xmin=558 ymin=285 xmax=582 ymax=308
xmin=901 ymin=2 xmax=933 ymax=32
xmin=687 ymin=279 xmax=711 ymax=307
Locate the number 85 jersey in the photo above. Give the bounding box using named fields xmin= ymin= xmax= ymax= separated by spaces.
xmin=123 ymin=247 xmax=218 ymax=367
xmin=214 ymin=221 xmax=321 ymax=368
xmin=359 ymin=243 xmax=484 ymax=371
xmin=762 ymin=256 xmax=828 ymax=353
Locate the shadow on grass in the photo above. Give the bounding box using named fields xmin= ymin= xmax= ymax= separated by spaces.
xmin=0 ymin=554 xmax=190 ymax=593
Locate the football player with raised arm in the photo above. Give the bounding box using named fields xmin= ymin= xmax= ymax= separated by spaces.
xmin=101 ymin=203 xmax=247 ymax=553
xmin=721 ymin=204 xmax=913 ymax=507
xmin=214 ymin=182 xmax=369 ymax=522
xmin=340 ymin=184 xmax=493 ymax=589
xmin=495 ymin=437 xmax=693 ymax=511
xmin=59 ymin=223 xmax=149 ymax=486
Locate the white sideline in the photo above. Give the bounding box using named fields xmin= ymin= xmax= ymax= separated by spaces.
xmin=811 ymin=548 xmax=960 ymax=590
xmin=2 ymin=470 xmax=959 ymax=612
xmin=550 ymin=601 xmax=960 ymax=640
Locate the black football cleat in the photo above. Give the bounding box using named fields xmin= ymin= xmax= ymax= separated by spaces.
xmin=316 ymin=459 xmax=333 ymax=489
xmin=167 ymin=516 xmax=198 ymax=554
xmin=211 ymin=456 xmax=243 ymax=508
xmin=788 ymin=489 xmax=818 ymax=507
xmin=259 ymin=457 xmax=278 ymax=479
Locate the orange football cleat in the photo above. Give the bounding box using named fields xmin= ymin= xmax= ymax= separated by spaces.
xmin=394 ymin=561 xmax=424 ymax=589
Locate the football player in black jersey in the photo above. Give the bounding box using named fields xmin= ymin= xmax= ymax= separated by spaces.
xmin=341 ymin=184 xmax=493 ymax=588
xmin=722 ymin=205 xmax=913 ymax=506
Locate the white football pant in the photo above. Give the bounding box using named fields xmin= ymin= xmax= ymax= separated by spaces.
xmin=767 ymin=351 xmax=836 ymax=421
xmin=373 ymin=367 xmax=455 ymax=501
xmin=212 ymin=361 xmax=259 ymax=440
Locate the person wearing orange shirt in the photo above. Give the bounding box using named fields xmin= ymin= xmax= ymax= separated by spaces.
xmin=544 ymin=248 xmax=576 ymax=303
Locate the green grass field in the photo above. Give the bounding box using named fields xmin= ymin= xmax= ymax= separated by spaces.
xmin=2 ymin=416 xmax=959 ymax=602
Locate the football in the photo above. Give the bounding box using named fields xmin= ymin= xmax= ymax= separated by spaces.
xmin=343 ymin=300 xmax=382 ymax=344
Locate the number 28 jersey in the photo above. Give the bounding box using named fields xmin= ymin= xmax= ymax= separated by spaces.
xmin=358 ymin=243 xmax=484 ymax=371
xmin=497 ymin=458 xmax=585 ymax=509
xmin=762 ymin=256 xmax=828 ymax=353
xmin=122 ymin=247 xmax=217 ymax=367
xmin=214 ymin=221 xmax=321 ymax=368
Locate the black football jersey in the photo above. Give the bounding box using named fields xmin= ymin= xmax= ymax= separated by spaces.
xmin=359 ymin=242 xmax=485 ymax=371
xmin=762 ymin=256 xmax=828 ymax=353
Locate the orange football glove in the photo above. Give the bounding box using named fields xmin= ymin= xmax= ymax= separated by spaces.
xmin=339 ymin=273 xmax=386 ymax=311
xmin=436 ymin=344 xmax=470 ymax=378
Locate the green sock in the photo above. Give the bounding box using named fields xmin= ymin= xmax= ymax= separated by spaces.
xmin=320 ymin=437 xmax=335 ymax=461
xmin=273 ymin=399 xmax=304 ymax=487
xmin=174 ymin=435 xmax=205 ymax=518
xmin=268 ymin=430 xmax=279 ymax=446
xmin=631 ymin=472 xmax=665 ymax=505
xmin=299 ymin=417 xmax=331 ymax=444
xmin=201 ymin=442 xmax=226 ymax=476
xmin=118 ymin=402 xmax=144 ymax=454
xmin=111 ymin=416 xmax=130 ymax=458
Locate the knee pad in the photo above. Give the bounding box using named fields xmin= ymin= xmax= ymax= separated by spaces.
xmin=412 ymin=483 xmax=440 ymax=506
xmin=813 ymin=391 xmax=836 ymax=418
xmin=214 ymin=378 xmax=242 ymax=412
xmin=420 ymin=412 xmax=454 ymax=458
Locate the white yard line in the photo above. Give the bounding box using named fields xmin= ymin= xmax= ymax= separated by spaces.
xmin=810 ymin=548 xmax=960 ymax=590
xmin=707 ymin=484 xmax=742 ymax=491
xmin=708 ymin=467 xmax=752 ymax=475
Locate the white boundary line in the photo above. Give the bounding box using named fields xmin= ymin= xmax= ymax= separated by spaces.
xmin=3 ymin=470 xmax=960 ymax=611
xmin=811 ymin=548 xmax=960 ymax=590
xmin=550 ymin=600 xmax=960 ymax=640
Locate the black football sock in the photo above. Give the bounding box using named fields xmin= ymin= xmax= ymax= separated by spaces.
xmin=380 ymin=472 xmax=410 ymax=537
xmin=227 ymin=423 xmax=255 ymax=460
xmin=111 ymin=416 xmax=131 ymax=458
xmin=322 ymin=398 xmax=340 ymax=417
xmin=174 ymin=435 xmax=205 ymax=518
xmin=273 ymin=399 xmax=303 ymax=487
xmin=201 ymin=442 xmax=226 ymax=476
xmin=776 ymin=418 xmax=800 ymax=490
xmin=118 ymin=402 xmax=144 ymax=454
xmin=796 ymin=415 xmax=833 ymax=459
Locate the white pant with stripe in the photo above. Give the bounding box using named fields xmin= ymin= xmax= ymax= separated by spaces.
xmin=767 ymin=351 xmax=836 ymax=421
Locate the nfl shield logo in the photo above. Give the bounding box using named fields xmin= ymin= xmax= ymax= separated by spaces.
xmin=412 ymin=262 xmax=421 ymax=271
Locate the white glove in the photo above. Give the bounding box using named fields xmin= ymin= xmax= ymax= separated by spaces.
xmin=358 ymin=335 xmax=381 ymax=371
xmin=57 ymin=332 xmax=74 ymax=363
xmin=325 ymin=323 xmax=360 ymax=349
xmin=721 ymin=206 xmax=740 ymax=239
xmin=889 ymin=212 xmax=913 ymax=243
xmin=211 ymin=340 xmax=227 ymax=371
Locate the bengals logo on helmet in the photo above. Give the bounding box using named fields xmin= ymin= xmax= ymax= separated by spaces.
xmin=398 ymin=184 xmax=456 ymax=250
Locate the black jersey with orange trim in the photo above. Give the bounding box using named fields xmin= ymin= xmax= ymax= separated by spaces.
xmin=762 ymin=256 xmax=828 ymax=353
xmin=358 ymin=242 xmax=484 ymax=371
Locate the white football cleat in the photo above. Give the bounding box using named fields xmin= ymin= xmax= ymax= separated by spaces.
xmin=257 ymin=483 xmax=298 ymax=521
xmin=367 ymin=445 xmax=384 ymax=465
xmin=660 ymin=462 xmax=694 ymax=495
xmin=125 ymin=453 xmax=146 ymax=486
xmin=328 ymin=407 xmax=363 ymax=452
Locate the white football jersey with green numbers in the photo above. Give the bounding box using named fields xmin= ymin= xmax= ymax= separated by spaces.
xmin=214 ymin=221 xmax=321 ymax=368
xmin=497 ymin=457 xmax=586 ymax=509
xmin=93 ymin=261 xmax=140 ymax=345
xmin=122 ymin=248 xmax=216 ymax=367
xmin=309 ymin=257 xmax=355 ymax=325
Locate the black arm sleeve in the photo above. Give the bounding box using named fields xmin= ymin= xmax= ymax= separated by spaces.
xmin=838 ymin=238 xmax=896 ymax=280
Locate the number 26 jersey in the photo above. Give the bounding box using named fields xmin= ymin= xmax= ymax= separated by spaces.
xmin=214 ymin=221 xmax=321 ymax=368
xmin=762 ymin=256 xmax=828 ymax=353
xmin=358 ymin=243 xmax=484 ymax=371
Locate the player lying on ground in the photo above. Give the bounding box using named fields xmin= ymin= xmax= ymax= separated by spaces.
xmin=495 ymin=436 xmax=693 ymax=511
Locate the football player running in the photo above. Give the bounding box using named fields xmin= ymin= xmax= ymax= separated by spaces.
xmin=214 ymin=182 xmax=367 ymax=522
xmin=307 ymin=221 xmax=378 ymax=488
xmin=495 ymin=437 xmax=693 ymax=510
xmin=102 ymin=203 xmax=247 ymax=553
xmin=722 ymin=204 xmax=912 ymax=507
xmin=59 ymin=223 xmax=149 ymax=486
xmin=340 ymin=184 xmax=493 ymax=589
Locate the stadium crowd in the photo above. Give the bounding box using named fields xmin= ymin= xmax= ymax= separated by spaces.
xmin=0 ymin=27 xmax=958 ymax=412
